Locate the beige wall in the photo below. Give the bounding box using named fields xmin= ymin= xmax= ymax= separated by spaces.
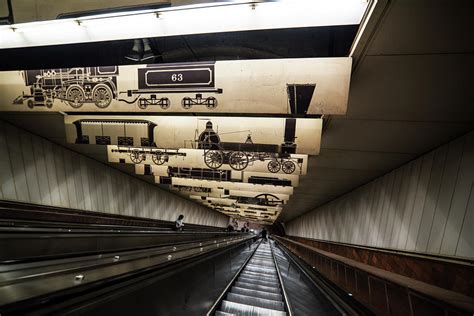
xmin=0 ymin=120 xmax=228 ymax=227
xmin=286 ymin=131 xmax=474 ymax=259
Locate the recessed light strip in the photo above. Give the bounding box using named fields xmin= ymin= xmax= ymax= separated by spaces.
xmin=0 ymin=0 xmax=367 ymax=49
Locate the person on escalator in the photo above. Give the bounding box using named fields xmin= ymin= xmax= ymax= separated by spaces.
xmin=261 ymin=228 xmax=268 ymax=243
xmin=174 ymin=214 xmax=184 ymax=231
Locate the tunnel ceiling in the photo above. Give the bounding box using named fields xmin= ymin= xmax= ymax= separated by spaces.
xmin=1 ymin=1 xmax=473 ymax=224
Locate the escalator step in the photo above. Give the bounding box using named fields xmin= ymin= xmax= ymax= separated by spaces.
xmin=234 ymin=281 xmax=281 ymax=294
xmin=231 ymin=286 xmax=283 ymax=301
xmin=215 ymin=311 xmax=236 ymax=316
xmin=220 ymin=300 xmax=287 ymax=316
xmin=239 ymin=275 xmax=279 ymax=285
xmin=244 ymin=266 xmax=278 ymax=276
xmin=249 ymin=259 xmax=275 ymax=264
xmin=237 ymin=276 xmax=280 ymax=288
xmin=226 ymin=293 xmax=285 ymax=311
xmin=247 ymin=262 xmax=275 ymax=268
xmin=240 ymin=271 xmax=278 ymax=281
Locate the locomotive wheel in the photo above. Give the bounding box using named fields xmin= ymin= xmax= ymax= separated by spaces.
xmin=160 ymin=98 xmax=170 ymax=110
xmin=130 ymin=150 xmax=144 ymax=164
xmin=152 ymin=151 xmax=167 ymax=165
xmin=255 ymin=193 xmax=282 ymax=207
xmin=92 ymin=84 xmax=113 ymax=108
xmin=204 ymin=150 xmax=223 ymax=169
xmin=181 ymin=97 xmax=193 ymax=110
xmin=66 ymin=85 xmax=85 ymax=108
xmin=267 ymin=160 xmax=281 ymax=173
xmin=138 ymin=99 xmax=148 ymax=110
xmin=27 ymin=100 xmax=35 ymax=109
xmin=282 ymin=160 xmax=296 ymax=174
xmin=46 ymin=99 xmax=53 ymax=108
xmin=229 ymin=151 xmax=249 ymax=171
xmin=205 ymin=97 xmax=218 ymax=110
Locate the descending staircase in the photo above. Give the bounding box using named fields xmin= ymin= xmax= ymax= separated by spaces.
xmin=215 ymin=242 xmax=288 ymax=316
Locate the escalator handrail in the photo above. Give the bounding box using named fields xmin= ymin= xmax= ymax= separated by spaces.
xmin=273 ymin=236 xmax=359 ymax=315
xmin=270 ymin=237 xmax=293 ymax=316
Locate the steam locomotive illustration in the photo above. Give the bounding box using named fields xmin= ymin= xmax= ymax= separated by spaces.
xmin=14 ymin=67 xmax=119 ymax=109
xmin=13 ymin=62 xmax=222 ymax=111
xmin=72 ymin=118 xmax=303 ymax=174
xmin=196 ymin=120 xmax=303 ymax=174
xmin=120 ymin=62 xmax=222 ymax=110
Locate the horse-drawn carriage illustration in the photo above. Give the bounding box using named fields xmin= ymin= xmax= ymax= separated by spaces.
xmin=195 ymin=120 xmax=303 ymax=174
xmin=14 ymin=67 xmax=119 ymax=109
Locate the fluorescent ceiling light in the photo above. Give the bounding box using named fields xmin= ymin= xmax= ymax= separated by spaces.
xmin=0 ymin=0 xmax=367 ymax=49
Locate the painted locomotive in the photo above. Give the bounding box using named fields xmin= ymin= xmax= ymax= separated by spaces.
xmin=14 ymin=67 xmax=119 ymax=109
xmin=72 ymin=118 xmax=303 ymax=174
xmin=196 ymin=120 xmax=303 ymax=174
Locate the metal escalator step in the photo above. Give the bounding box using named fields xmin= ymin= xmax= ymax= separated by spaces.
xmin=234 ymin=281 xmax=281 ymax=294
xmin=249 ymin=258 xmax=274 ymax=263
xmin=237 ymin=276 xmax=280 ymax=288
xmin=253 ymin=253 xmax=272 ymax=257
xmin=250 ymin=256 xmax=274 ymax=260
xmin=252 ymin=256 xmax=273 ymax=260
xmin=220 ymin=300 xmax=287 ymax=316
xmin=249 ymin=261 xmax=274 ymax=267
xmin=238 ymin=273 xmax=279 ymax=282
xmin=245 ymin=265 xmax=275 ymax=272
xmin=215 ymin=311 xmax=237 ymax=316
xmin=247 ymin=262 xmax=275 ymax=269
xmin=246 ymin=265 xmax=275 ymax=271
xmin=244 ymin=266 xmax=277 ymax=276
xmin=240 ymin=271 xmax=279 ymax=281
xmin=226 ymin=293 xmax=285 ymax=311
xmin=231 ymin=286 xmax=283 ymax=301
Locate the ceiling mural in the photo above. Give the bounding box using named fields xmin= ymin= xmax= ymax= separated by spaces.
xmin=0 ymin=56 xmax=351 ymax=223
xmin=134 ymin=165 xmax=301 ymax=187
xmin=0 ymin=58 xmax=351 ymax=115
xmin=62 ymin=114 xmax=317 ymax=222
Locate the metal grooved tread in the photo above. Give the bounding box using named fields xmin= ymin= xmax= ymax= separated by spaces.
xmin=216 ymin=243 xmax=287 ymax=316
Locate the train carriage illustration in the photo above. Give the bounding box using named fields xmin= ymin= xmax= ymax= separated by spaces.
xmin=119 ymin=62 xmax=222 ymax=110
xmin=14 ymin=67 xmax=119 ymax=109
xmin=74 ymin=119 xmax=156 ymax=147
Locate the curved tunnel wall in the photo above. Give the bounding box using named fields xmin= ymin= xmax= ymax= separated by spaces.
xmin=0 ymin=120 xmax=229 ymax=227
xmin=286 ymin=131 xmax=474 ymax=259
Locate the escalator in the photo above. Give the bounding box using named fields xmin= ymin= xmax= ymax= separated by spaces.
xmin=211 ymin=241 xmax=291 ymax=316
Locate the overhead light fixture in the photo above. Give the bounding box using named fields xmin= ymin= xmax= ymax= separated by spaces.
xmin=0 ymin=0 xmax=367 ymax=49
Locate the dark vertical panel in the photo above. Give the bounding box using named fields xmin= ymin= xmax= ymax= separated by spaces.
xmin=0 ymin=122 xmax=16 ymax=200
xmin=410 ymin=294 xmax=445 ymax=316
xmin=386 ymin=283 xmax=411 ymax=316
xmin=369 ymin=277 xmax=388 ymax=315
